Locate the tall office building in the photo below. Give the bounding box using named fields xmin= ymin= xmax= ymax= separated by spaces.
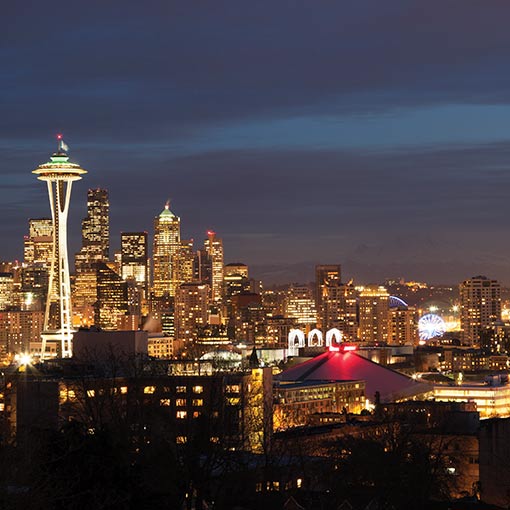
xmin=24 ymin=219 xmax=53 ymax=266
xmin=204 ymin=231 xmax=224 ymax=303
xmin=223 ymin=263 xmax=252 ymax=338
xmin=21 ymin=266 xmax=48 ymax=311
xmin=95 ymin=262 xmax=128 ymax=330
xmin=121 ymin=232 xmax=149 ymax=319
xmin=224 ymin=264 xmax=251 ymax=310
xmin=75 ymin=188 xmax=109 ymax=272
xmin=152 ymin=202 xmax=180 ymax=298
xmin=315 ymin=265 xmax=341 ymax=328
xmin=359 ymin=286 xmax=390 ymax=343
xmin=33 ymin=138 xmax=87 ymax=358
xmin=72 ymin=271 xmax=97 ymax=327
xmin=388 ymin=303 xmax=418 ymax=345
xmin=174 ymin=282 xmax=209 ymax=344
xmin=322 ymin=282 xmax=358 ymax=341
xmin=194 ymin=247 xmax=211 ymax=285
xmin=22 ymin=219 xmax=53 ymax=313
xmin=121 ymin=232 xmax=149 ymax=293
xmin=172 ymin=239 xmax=195 ymax=290
xmin=284 ymin=285 xmax=317 ymax=325
xmin=460 ymin=276 xmax=501 ymax=346
xmin=230 ymin=293 xmax=265 ymax=343
xmin=0 ymin=273 xmax=14 ymax=310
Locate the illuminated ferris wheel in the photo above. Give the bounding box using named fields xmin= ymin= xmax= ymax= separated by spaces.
xmin=418 ymin=313 xmax=446 ymax=341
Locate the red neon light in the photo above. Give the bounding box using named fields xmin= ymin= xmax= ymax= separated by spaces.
xmin=342 ymin=345 xmax=357 ymax=352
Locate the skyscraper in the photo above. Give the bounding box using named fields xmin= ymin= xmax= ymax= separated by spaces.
xmin=460 ymin=275 xmax=501 ymax=346
xmin=359 ymin=286 xmax=390 ymax=343
xmin=388 ymin=302 xmax=418 ymax=345
xmin=75 ymin=188 xmax=109 ymax=272
xmin=315 ymin=264 xmax=341 ymax=329
xmin=322 ymin=282 xmax=358 ymax=341
xmin=121 ymin=232 xmax=149 ymax=319
xmin=223 ymin=263 xmax=251 ymax=323
xmin=194 ymin=247 xmax=211 ymax=285
xmin=172 ymin=239 xmax=195 ymax=290
xmin=22 ymin=219 xmax=53 ymax=314
xmin=24 ymin=219 xmax=53 ymax=266
xmin=0 ymin=273 xmax=14 ymax=310
xmin=33 ymin=138 xmax=87 ymax=358
xmin=204 ymin=231 xmax=224 ymax=303
xmin=95 ymin=262 xmax=128 ymax=330
xmin=284 ymin=285 xmax=317 ymax=325
xmin=152 ymin=202 xmax=180 ymax=298
xmin=175 ymin=282 xmax=209 ymax=344
xmin=121 ymin=232 xmax=149 ymax=293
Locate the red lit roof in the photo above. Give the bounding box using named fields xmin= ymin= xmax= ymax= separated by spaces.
xmin=280 ymin=350 xmax=430 ymax=403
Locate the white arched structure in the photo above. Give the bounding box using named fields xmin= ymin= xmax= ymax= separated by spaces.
xmin=325 ymin=328 xmax=343 ymax=346
xmin=288 ymin=329 xmax=306 ymax=356
xmin=307 ymin=328 xmax=323 ymax=347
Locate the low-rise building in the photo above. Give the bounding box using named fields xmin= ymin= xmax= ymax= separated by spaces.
xmin=273 ymin=379 xmax=365 ymax=430
xmin=434 ymin=377 xmax=510 ymax=418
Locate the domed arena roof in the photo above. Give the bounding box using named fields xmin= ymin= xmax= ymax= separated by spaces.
xmin=278 ymin=349 xmax=430 ymax=403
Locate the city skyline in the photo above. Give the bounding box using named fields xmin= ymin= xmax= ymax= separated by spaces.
xmin=4 ymin=2 xmax=510 ymax=284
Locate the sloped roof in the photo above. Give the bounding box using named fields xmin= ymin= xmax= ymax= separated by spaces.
xmin=279 ymin=349 xmax=431 ymax=403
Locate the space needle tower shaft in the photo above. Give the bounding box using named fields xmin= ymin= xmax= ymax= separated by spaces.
xmin=32 ymin=136 xmax=87 ymax=358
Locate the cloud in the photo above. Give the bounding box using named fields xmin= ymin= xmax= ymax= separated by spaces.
xmin=3 ymin=1 xmax=510 ymax=283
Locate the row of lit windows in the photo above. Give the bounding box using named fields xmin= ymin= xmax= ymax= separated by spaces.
xmin=255 ymin=479 xmax=302 ymax=492
xmin=175 ymin=435 xmax=220 ymax=444
xmin=175 ymin=410 xmax=202 ymax=419
xmin=61 ymin=386 xmax=130 ymax=401
xmin=143 ymin=385 xmax=203 ymax=394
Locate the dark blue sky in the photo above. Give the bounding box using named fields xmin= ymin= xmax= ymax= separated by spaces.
xmin=3 ymin=1 xmax=510 ymax=284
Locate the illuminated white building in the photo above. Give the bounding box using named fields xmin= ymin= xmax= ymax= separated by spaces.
xmin=434 ymin=380 xmax=510 ymax=418
xmin=287 ymin=327 xmax=343 ymax=355
xmin=153 ymin=202 xmax=180 ymax=298
xmin=33 ymin=138 xmax=87 ymax=358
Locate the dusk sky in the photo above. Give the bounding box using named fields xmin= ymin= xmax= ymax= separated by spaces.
xmin=3 ymin=1 xmax=510 ymax=284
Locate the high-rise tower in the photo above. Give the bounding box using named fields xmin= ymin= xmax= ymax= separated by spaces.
xmin=75 ymin=188 xmax=109 ymax=272
xmin=204 ymin=230 xmax=224 ymax=303
xmin=359 ymin=286 xmax=390 ymax=343
xmin=24 ymin=218 xmax=53 ymax=266
xmin=33 ymin=137 xmax=87 ymax=358
xmin=315 ymin=264 xmax=341 ymax=329
xmin=152 ymin=202 xmax=180 ymax=298
xmin=460 ymin=275 xmax=501 ymax=346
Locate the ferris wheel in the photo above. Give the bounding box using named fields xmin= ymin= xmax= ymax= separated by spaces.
xmin=418 ymin=313 xmax=446 ymax=341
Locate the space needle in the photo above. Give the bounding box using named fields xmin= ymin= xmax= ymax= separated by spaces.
xmin=33 ymin=136 xmax=87 ymax=358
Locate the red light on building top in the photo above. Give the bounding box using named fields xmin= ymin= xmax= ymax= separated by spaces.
xmin=57 ymin=133 xmax=63 ymax=140
xmin=329 ymin=344 xmax=357 ymax=353
xmin=207 ymin=230 xmax=216 ymax=236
